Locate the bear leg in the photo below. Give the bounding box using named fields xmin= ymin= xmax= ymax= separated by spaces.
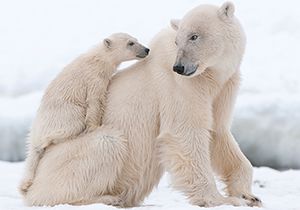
xmin=157 ymin=132 xmax=245 ymax=207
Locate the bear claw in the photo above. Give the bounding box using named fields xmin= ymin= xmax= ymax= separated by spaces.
xmin=241 ymin=194 xmax=262 ymax=207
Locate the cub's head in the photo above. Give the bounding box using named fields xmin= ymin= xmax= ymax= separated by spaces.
xmin=103 ymin=33 xmax=150 ymax=63
xmin=171 ymin=2 xmax=245 ymax=77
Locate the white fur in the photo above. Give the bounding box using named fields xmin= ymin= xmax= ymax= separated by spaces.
xmin=22 ymin=2 xmax=261 ymax=208
xmin=19 ymin=33 xmax=148 ymax=196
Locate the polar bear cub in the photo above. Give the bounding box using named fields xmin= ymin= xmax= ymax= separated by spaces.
xmin=20 ymin=33 xmax=150 ymax=195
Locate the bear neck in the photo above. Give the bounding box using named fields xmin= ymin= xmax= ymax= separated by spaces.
xmin=208 ymin=55 xmax=242 ymax=85
xmin=100 ymin=45 xmax=123 ymax=67
xmin=84 ymin=45 xmax=119 ymax=78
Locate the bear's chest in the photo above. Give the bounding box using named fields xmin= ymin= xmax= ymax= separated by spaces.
xmin=159 ymin=82 xmax=213 ymax=133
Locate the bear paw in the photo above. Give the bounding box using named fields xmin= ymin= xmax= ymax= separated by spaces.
xmin=193 ymin=195 xmax=246 ymax=207
xmin=241 ymin=193 xmax=262 ymax=207
xmin=19 ymin=178 xmax=33 ymax=195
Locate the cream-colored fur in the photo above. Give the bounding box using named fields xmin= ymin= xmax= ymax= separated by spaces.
xmin=22 ymin=2 xmax=261 ymax=208
xmin=19 ymin=33 xmax=149 ymax=195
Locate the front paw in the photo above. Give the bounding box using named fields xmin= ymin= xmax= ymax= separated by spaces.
xmin=192 ymin=195 xmax=246 ymax=207
xmin=241 ymin=193 xmax=262 ymax=207
xmin=224 ymin=196 xmax=247 ymax=206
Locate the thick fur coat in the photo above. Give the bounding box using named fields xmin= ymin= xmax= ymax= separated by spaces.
xmin=22 ymin=2 xmax=261 ymax=208
xmin=20 ymin=33 xmax=149 ymax=195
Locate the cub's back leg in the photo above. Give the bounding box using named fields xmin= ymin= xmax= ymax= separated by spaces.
xmin=19 ymin=142 xmax=49 ymax=195
xmin=20 ymin=134 xmax=72 ymax=195
xmin=23 ymin=126 xmax=128 ymax=207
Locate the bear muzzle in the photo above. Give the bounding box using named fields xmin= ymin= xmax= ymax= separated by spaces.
xmin=136 ymin=48 xmax=150 ymax=58
xmin=173 ymin=63 xmax=198 ymax=76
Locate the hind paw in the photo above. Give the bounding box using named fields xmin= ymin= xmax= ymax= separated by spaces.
xmin=19 ymin=179 xmax=33 ymax=195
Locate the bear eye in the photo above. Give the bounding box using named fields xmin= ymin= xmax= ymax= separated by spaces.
xmin=128 ymin=41 xmax=135 ymax=46
xmin=190 ymin=35 xmax=198 ymax=41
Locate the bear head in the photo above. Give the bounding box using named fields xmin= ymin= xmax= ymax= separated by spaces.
xmin=171 ymin=2 xmax=246 ymax=78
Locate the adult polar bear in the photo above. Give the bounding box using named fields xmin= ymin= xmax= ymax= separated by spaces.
xmin=24 ymin=2 xmax=261 ymax=208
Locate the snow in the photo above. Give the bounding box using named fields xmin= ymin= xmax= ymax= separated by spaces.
xmin=0 ymin=0 xmax=300 ymax=167
xmin=0 ymin=161 xmax=300 ymax=210
xmin=233 ymin=94 xmax=300 ymax=169
xmin=0 ymin=92 xmax=42 ymax=161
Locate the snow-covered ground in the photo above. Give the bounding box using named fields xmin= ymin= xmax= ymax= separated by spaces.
xmin=0 ymin=0 xmax=300 ymax=167
xmin=0 ymin=161 xmax=300 ymax=210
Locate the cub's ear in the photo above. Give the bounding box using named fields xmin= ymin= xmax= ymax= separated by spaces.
xmin=218 ymin=1 xmax=235 ymax=20
xmin=103 ymin=38 xmax=112 ymax=48
xmin=170 ymin=19 xmax=180 ymax=31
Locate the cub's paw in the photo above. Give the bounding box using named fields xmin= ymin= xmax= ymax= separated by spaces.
xmin=19 ymin=178 xmax=33 ymax=195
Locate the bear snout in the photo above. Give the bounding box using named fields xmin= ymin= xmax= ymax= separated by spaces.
xmin=145 ymin=48 xmax=150 ymax=55
xmin=136 ymin=47 xmax=150 ymax=58
xmin=173 ymin=64 xmax=185 ymax=75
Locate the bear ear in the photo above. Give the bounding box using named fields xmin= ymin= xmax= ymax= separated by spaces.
xmin=218 ymin=1 xmax=235 ymax=20
xmin=170 ymin=19 xmax=180 ymax=31
xmin=103 ymin=38 xmax=112 ymax=48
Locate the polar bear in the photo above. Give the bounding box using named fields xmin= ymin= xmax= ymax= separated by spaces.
xmin=23 ymin=2 xmax=261 ymax=208
xmin=19 ymin=33 xmax=149 ymax=195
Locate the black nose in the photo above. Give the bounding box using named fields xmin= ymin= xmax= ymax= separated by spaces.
xmin=145 ymin=48 xmax=150 ymax=54
xmin=173 ymin=64 xmax=185 ymax=75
